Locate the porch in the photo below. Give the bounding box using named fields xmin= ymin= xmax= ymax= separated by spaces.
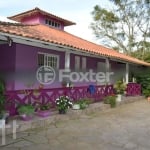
xmin=5 ymin=82 xmax=141 ymax=116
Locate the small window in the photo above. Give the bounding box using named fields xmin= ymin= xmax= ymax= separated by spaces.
xmin=58 ymin=23 xmax=60 ymax=28
xmin=45 ymin=19 xmax=61 ymax=29
xmin=48 ymin=20 xmax=51 ymax=25
xmin=55 ymin=22 xmax=57 ymax=27
xmin=45 ymin=19 xmax=48 ymax=24
xmin=52 ymin=21 xmax=54 ymax=26
xmin=38 ymin=53 xmax=59 ymax=69
xmin=38 ymin=53 xmax=44 ymax=66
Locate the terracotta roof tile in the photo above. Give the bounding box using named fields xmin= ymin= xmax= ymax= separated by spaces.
xmin=0 ymin=21 xmax=150 ymax=66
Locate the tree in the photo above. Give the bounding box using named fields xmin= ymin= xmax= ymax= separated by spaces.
xmin=91 ymin=0 xmax=150 ymax=58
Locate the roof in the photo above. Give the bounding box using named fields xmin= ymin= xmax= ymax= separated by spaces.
xmin=0 ymin=16 xmax=18 ymax=23
xmin=0 ymin=21 xmax=150 ymax=66
xmin=8 ymin=7 xmax=76 ymax=26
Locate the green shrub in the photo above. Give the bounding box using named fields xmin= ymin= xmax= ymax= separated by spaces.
xmin=76 ymin=98 xmax=92 ymax=109
xmin=136 ymin=74 xmax=150 ymax=97
xmin=104 ymin=95 xmax=116 ymax=108
xmin=18 ymin=104 xmax=35 ymax=115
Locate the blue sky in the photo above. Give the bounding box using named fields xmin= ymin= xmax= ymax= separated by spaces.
xmin=0 ymin=0 xmax=111 ymax=43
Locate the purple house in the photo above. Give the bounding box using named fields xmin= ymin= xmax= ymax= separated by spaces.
xmin=0 ymin=8 xmax=149 ymax=115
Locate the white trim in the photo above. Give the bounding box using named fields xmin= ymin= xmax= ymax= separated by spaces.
xmin=125 ymin=63 xmax=129 ymax=84
xmin=65 ymin=51 xmax=70 ymax=69
xmin=38 ymin=52 xmax=59 ymax=69
xmin=75 ymin=56 xmax=80 ymax=70
xmin=82 ymin=57 xmax=86 ymax=70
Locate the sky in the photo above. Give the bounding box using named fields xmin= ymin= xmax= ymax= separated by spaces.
xmin=0 ymin=0 xmax=111 ymax=44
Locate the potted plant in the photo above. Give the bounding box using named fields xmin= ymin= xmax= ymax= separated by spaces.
xmin=73 ymin=98 xmax=92 ymax=110
xmin=104 ymin=94 xmax=117 ymax=108
xmin=55 ymin=96 xmax=73 ymax=114
xmin=72 ymin=103 xmax=80 ymax=110
xmin=114 ymin=80 xmax=126 ymax=102
xmin=17 ymin=104 xmax=35 ymax=121
xmin=36 ymin=103 xmax=51 ymax=117
xmin=0 ymin=79 xmax=9 ymax=124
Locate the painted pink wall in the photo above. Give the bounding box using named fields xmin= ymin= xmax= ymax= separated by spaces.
xmin=22 ymin=14 xmax=40 ymax=24
xmin=13 ymin=44 xmax=108 ymax=90
xmin=0 ymin=43 xmax=16 ymax=90
xmin=21 ymin=14 xmax=64 ymax=30
xmin=14 ymin=43 xmax=65 ymax=90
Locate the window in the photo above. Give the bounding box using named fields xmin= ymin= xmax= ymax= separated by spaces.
xmin=75 ymin=56 xmax=80 ymax=70
xmin=38 ymin=53 xmax=59 ymax=68
xmin=45 ymin=18 xmax=61 ymax=29
xmin=45 ymin=19 xmax=48 ymax=24
xmin=48 ymin=20 xmax=52 ymax=25
xmin=75 ymin=56 xmax=87 ymax=71
xmin=82 ymin=57 xmax=86 ymax=70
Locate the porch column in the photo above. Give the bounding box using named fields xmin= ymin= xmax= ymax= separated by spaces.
xmin=65 ymin=51 xmax=70 ymax=69
xmin=125 ymin=63 xmax=129 ymax=84
xmin=105 ymin=58 xmax=110 ymax=83
xmin=64 ymin=52 xmax=70 ymax=87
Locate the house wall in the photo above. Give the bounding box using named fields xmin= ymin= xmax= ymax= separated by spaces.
xmin=0 ymin=42 xmax=128 ymax=90
xmin=22 ymin=14 xmax=40 ymax=24
xmin=70 ymin=54 xmax=106 ymax=87
xmin=0 ymin=43 xmax=16 ymax=90
xmin=14 ymin=43 xmax=65 ymax=90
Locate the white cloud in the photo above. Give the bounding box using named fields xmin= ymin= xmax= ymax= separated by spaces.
xmin=0 ymin=16 xmax=17 ymax=23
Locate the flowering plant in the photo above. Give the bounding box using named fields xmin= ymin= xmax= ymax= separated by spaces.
xmin=55 ymin=96 xmax=73 ymax=112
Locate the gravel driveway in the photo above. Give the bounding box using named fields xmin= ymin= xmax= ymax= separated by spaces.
xmin=1 ymin=99 xmax=150 ymax=150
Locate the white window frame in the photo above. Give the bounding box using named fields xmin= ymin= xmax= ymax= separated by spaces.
xmin=38 ymin=52 xmax=59 ymax=69
xmin=75 ymin=56 xmax=80 ymax=70
xmin=82 ymin=57 xmax=86 ymax=70
xmin=45 ymin=18 xmax=61 ymax=29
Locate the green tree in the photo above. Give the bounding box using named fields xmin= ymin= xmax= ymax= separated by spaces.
xmin=91 ymin=0 xmax=150 ymax=57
